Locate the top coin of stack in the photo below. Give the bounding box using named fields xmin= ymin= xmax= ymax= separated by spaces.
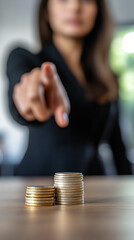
xmin=25 ymin=186 xmax=55 ymax=206
xmin=54 ymin=172 xmax=84 ymax=205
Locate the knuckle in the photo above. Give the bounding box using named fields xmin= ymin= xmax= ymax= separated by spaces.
xmin=31 ymin=67 xmax=40 ymax=75
xmin=37 ymin=116 xmax=47 ymax=122
xmin=21 ymin=73 xmax=28 ymax=83
xmin=39 ymin=111 xmax=51 ymax=122
xmin=21 ymin=106 xmax=31 ymax=115
xmin=25 ymin=115 xmax=35 ymax=121
xmin=28 ymin=93 xmax=39 ymax=102
xmin=40 ymin=115 xmax=50 ymax=122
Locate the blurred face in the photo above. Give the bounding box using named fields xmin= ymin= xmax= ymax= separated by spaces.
xmin=47 ymin=0 xmax=98 ymax=38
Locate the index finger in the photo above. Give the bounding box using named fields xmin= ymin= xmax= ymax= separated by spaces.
xmin=41 ymin=62 xmax=57 ymax=87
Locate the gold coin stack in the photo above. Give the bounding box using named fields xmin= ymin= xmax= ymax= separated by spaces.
xmin=25 ymin=186 xmax=55 ymax=206
xmin=54 ymin=172 xmax=84 ymax=205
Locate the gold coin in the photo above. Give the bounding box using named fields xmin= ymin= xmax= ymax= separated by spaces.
xmin=25 ymin=201 xmax=55 ymax=205
xmin=25 ymin=198 xmax=54 ymax=202
xmin=25 ymin=199 xmax=54 ymax=204
xmin=26 ymin=189 xmax=55 ymax=193
xmin=26 ymin=192 xmax=55 ymax=196
xmin=25 ymin=202 xmax=54 ymax=207
xmin=26 ymin=194 xmax=54 ymax=198
xmin=26 ymin=190 xmax=55 ymax=193
xmin=25 ymin=197 xmax=54 ymax=201
xmin=26 ymin=186 xmax=54 ymax=190
xmin=26 ymin=188 xmax=55 ymax=191
xmin=25 ymin=196 xmax=54 ymax=200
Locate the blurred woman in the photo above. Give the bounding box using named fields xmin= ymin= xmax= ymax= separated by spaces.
xmin=6 ymin=0 xmax=132 ymax=176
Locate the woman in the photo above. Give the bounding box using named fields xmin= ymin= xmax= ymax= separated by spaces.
xmin=6 ymin=0 xmax=132 ymax=176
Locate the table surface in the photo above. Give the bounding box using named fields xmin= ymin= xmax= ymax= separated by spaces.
xmin=0 ymin=176 xmax=134 ymax=240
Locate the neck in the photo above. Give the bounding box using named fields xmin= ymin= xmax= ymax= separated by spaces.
xmin=52 ymin=34 xmax=84 ymax=65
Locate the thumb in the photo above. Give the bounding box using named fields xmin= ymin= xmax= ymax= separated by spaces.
xmin=54 ymin=105 xmax=69 ymax=128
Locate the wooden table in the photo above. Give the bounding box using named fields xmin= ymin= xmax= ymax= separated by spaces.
xmin=0 ymin=176 xmax=134 ymax=240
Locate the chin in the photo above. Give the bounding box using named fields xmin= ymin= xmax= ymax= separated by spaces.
xmin=65 ymin=33 xmax=89 ymax=39
xmin=62 ymin=27 xmax=92 ymax=38
xmin=62 ymin=30 xmax=90 ymax=38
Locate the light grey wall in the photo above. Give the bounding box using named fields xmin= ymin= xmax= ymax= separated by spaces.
xmin=107 ymin=0 xmax=134 ymax=24
xmin=0 ymin=0 xmax=38 ymax=163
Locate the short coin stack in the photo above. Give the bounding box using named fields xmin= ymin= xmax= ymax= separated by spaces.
xmin=54 ymin=172 xmax=84 ymax=205
xmin=25 ymin=186 xmax=55 ymax=206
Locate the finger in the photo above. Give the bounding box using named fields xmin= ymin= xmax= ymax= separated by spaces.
xmin=23 ymin=111 xmax=35 ymax=121
xmin=27 ymin=80 xmax=52 ymax=122
xmin=54 ymin=91 xmax=70 ymax=128
xmin=13 ymin=84 xmax=35 ymax=121
xmin=27 ymin=71 xmax=52 ymax=121
xmin=41 ymin=62 xmax=56 ymax=87
xmin=41 ymin=62 xmax=71 ymax=127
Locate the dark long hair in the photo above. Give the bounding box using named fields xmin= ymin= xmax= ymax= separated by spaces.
xmin=38 ymin=0 xmax=118 ymax=103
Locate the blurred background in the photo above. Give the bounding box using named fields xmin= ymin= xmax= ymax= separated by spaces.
xmin=0 ymin=0 xmax=134 ymax=176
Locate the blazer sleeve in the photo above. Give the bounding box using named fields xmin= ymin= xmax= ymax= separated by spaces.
xmin=109 ymin=102 xmax=132 ymax=175
xmin=6 ymin=47 xmax=41 ymax=126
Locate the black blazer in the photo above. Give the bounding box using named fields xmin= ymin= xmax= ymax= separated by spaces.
xmin=6 ymin=42 xmax=132 ymax=176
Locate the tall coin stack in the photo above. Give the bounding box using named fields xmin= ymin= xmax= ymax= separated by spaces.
xmin=25 ymin=186 xmax=55 ymax=206
xmin=54 ymin=172 xmax=84 ymax=205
